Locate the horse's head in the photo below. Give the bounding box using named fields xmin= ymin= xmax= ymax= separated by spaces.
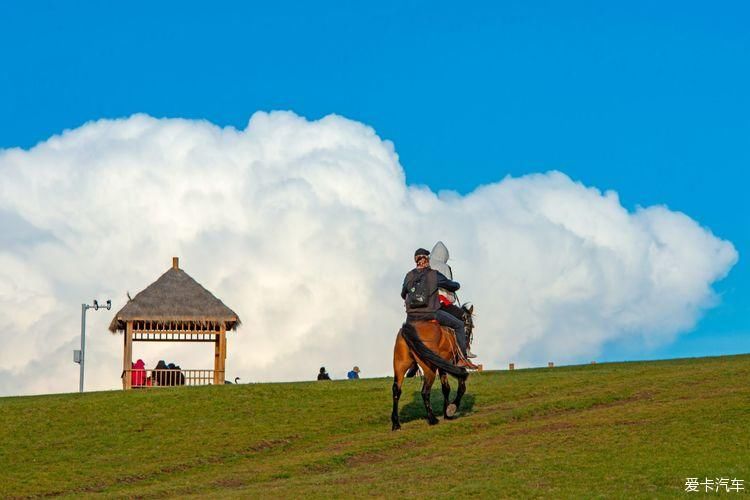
xmin=461 ymin=303 xmax=475 ymax=337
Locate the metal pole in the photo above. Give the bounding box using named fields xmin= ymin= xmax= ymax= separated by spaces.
xmin=80 ymin=304 xmax=87 ymax=393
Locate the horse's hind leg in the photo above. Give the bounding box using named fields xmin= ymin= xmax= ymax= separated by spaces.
xmin=439 ymin=370 xmax=454 ymax=419
xmin=421 ymin=367 xmax=439 ymax=425
xmin=391 ymin=376 xmax=403 ymax=431
xmin=392 ymin=333 xmax=413 ymax=431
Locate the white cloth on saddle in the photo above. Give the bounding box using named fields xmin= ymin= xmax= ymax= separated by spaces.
xmin=431 ymin=241 xmax=457 ymax=304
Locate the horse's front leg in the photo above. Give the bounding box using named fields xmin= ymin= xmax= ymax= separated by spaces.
xmin=439 ymin=371 xmax=453 ymax=418
xmin=421 ymin=368 xmax=439 ymax=425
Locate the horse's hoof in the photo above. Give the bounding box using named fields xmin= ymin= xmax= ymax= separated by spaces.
xmin=446 ymin=403 xmax=457 ymax=418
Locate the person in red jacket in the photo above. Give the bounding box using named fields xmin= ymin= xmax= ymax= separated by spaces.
xmin=131 ymin=359 xmax=147 ymax=387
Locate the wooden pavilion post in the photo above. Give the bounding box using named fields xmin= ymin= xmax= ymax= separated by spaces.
xmin=214 ymin=323 xmax=226 ymax=384
xmin=221 ymin=324 xmax=227 ymax=381
xmin=123 ymin=320 xmax=133 ymax=389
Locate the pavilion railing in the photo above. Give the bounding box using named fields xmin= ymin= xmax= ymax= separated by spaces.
xmin=122 ymin=368 xmax=223 ymax=388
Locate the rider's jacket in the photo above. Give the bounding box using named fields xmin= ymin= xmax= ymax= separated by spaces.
xmin=401 ymin=267 xmax=460 ymax=321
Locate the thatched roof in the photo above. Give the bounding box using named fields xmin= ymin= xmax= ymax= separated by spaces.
xmin=108 ymin=258 xmax=240 ymax=332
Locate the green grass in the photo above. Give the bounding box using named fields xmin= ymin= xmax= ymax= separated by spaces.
xmin=1 ymin=354 xmax=749 ymax=498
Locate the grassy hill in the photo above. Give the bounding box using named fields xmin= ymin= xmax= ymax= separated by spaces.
xmin=1 ymin=354 xmax=749 ymax=498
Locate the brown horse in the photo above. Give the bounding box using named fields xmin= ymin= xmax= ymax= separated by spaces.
xmin=391 ymin=320 xmax=469 ymax=430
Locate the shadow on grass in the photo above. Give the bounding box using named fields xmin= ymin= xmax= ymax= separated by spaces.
xmin=399 ymin=389 xmax=476 ymax=424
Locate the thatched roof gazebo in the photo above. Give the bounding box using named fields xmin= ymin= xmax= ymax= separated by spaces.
xmin=109 ymin=257 xmax=240 ymax=389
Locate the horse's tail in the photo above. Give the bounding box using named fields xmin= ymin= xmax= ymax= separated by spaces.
xmin=400 ymin=322 xmax=468 ymax=380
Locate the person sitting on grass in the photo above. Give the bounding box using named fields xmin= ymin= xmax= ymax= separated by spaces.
xmin=317 ymin=367 xmax=331 ymax=380
xmin=347 ymin=366 xmax=360 ymax=379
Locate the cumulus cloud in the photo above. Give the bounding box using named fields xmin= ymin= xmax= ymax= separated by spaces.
xmin=0 ymin=111 xmax=738 ymax=396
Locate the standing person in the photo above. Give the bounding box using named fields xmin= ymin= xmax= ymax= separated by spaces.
xmin=347 ymin=366 xmax=360 ymax=379
xmin=317 ymin=367 xmax=331 ymax=380
xmin=430 ymin=241 xmax=477 ymax=358
xmin=401 ymin=248 xmax=477 ymax=369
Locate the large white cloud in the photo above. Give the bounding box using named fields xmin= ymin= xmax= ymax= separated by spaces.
xmin=0 ymin=111 xmax=738 ymax=396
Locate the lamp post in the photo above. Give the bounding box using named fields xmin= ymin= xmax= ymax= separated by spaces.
xmin=74 ymin=299 xmax=111 ymax=393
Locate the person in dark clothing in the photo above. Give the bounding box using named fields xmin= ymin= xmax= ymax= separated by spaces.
xmin=401 ymin=248 xmax=474 ymax=368
xmin=317 ymin=367 xmax=331 ymax=380
xmin=153 ymin=359 xmax=169 ymax=386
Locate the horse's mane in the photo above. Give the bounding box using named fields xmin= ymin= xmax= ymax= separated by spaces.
xmin=400 ymin=323 xmax=468 ymax=380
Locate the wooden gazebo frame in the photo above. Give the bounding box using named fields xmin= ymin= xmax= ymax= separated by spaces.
xmin=109 ymin=257 xmax=240 ymax=389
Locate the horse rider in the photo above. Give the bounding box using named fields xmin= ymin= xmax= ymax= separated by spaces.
xmin=401 ymin=247 xmax=477 ymax=369
xmin=430 ymin=241 xmax=477 ymax=359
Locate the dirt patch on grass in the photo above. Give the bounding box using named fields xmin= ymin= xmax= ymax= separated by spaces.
xmin=492 ymin=390 xmax=657 ymax=425
xmin=613 ymin=419 xmax=646 ymax=426
xmin=39 ymin=436 xmax=300 ymax=497
xmin=594 ymin=391 xmax=655 ymax=408
xmin=345 ymin=451 xmax=388 ymax=466
xmin=213 ymin=477 xmax=246 ymax=488
xmin=508 ymin=422 xmax=576 ymax=436
xmin=328 ymin=440 xmax=354 ymax=453
xmin=240 ymin=437 xmax=297 ymax=454
xmin=304 ymin=461 xmax=337 ymax=474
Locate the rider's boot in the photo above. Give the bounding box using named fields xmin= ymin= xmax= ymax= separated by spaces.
xmin=457 ymin=358 xmax=479 ymax=370
xmin=466 ymin=348 xmax=477 ymax=359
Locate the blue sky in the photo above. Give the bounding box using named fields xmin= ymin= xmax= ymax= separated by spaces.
xmin=1 ymin=1 xmax=747 ymax=362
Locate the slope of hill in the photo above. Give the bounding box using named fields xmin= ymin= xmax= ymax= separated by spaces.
xmin=1 ymin=354 xmax=748 ymax=498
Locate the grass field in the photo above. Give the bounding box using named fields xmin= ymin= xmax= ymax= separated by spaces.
xmin=1 ymin=354 xmax=749 ymax=498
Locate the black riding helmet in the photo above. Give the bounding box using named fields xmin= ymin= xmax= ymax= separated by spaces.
xmin=414 ymin=248 xmax=430 ymax=258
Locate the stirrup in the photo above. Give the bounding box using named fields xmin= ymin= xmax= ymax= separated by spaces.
xmin=454 ymin=348 xmax=479 ymax=370
xmin=457 ymin=358 xmax=480 ymax=370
